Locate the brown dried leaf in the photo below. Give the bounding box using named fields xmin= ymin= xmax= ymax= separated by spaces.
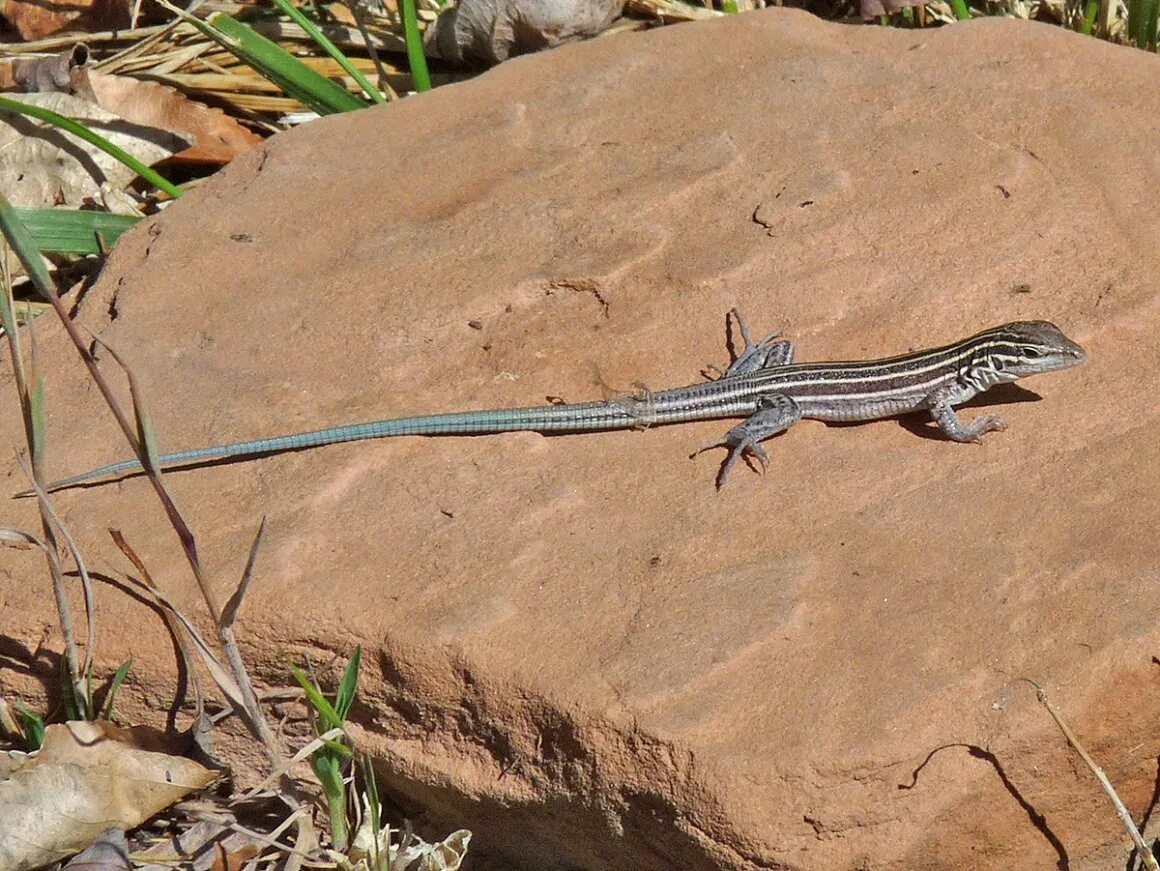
xmin=79 ymin=69 xmax=263 ymax=165
xmin=134 ymin=817 xmax=271 ymax=871
xmin=62 ymin=828 xmax=132 ymax=871
xmin=860 ymin=0 xmax=921 ymax=15
xmin=0 ymin=0 xmax=130 ymax=40
xmin=0 ymin=720 xmax=217 ymax=871
xmin=425 ymin=0 xmax=623 ymax=63
xmin=0 ymin=90 xmax=190 ymax=208
xmin=209 ymin=841 xmax=261 ymax=871
xmin=0 ymin=47 xmax=88 ymax=94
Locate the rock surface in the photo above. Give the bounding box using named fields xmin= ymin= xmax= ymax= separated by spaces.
xmin=3 ymin=10 xmax=1159 ymax=870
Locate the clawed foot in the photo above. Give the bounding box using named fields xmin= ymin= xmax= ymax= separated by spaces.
xmin=964 ymin=414 xmax=1007 ymax=442
xmin=690 ymin=393 xmax=802 ymax=489
xmin=691 ymin=434 xmax=770 ymax=490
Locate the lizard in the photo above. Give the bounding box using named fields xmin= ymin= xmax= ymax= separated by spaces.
xmin=33 ymin=311 xmax=1086 ymax=492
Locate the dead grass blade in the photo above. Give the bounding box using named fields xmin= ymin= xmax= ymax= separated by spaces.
xmin=16 ymin=456 xmax=98 ymax=697
xmin=1027 ymin=680 xmax=1159 ymax=871
xmin=84 ymin=332 xmax=285 ymax=769
xmin=238 ymin=727 xmax=346 ymax=800
xmin=221 ymin=517 xmax=266 ymax=631
xmin=0 ymin=235 xmax=85 ymax=714
xmin=108 ymin=529 xmax=244 ymax=717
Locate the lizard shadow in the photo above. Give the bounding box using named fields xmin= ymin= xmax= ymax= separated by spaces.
xmin=823 ymin=382 xmax=1044 ymax=441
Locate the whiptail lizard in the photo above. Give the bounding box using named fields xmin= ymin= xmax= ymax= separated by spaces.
xmin=36 ymin=311 xmax=1086 ymax=492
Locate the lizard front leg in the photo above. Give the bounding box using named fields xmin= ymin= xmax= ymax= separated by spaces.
xmin=692 ymin=393 xmax=802 ymax=489
xmin=927 ymin=384 xmax=1007 ymax=442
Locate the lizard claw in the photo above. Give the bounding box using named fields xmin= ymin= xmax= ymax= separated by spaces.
xmin=968 ymin=414 xmax=1007 ymax=442
xmin=691 ymin=436 xmax=769 ymax=490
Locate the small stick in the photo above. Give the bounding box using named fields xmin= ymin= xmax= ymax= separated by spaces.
xmin=1026 ymin=679 xmax=1158 ymax=871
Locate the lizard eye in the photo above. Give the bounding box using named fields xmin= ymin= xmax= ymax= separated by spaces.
xmin=1023 ymin=347 xmax=1043 ymax=358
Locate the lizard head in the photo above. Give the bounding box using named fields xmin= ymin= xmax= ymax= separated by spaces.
xmin=979 ymin=321 xmax=1087 ymax=380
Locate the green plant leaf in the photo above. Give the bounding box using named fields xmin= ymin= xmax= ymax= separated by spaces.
xmin=0 ymin=195 xmax=60 ymax=301
xmin=184 ymin=9 xmax=368 ymax=114
xmin=314 ymin=753 xmax=350 ymax=850
xmin=266 ymin=0 xmax=385 ymax=103
xmin=29 ymin=375 xmax=46 ymax=464
xmin=100 ymin=659 xmax=134 ymax=720
xmin=1080 ymin=0 xmax=1099 ymax=33
xmin=1128 ymin=0 xmax=1158 ymax=45
xmin=15 ymin=700 xmax=46 ymax=750
xmin=334 ymin=646 xmax=361 ymax=721
xmin=399 ymin=0 xmax=431 ymax=92
xmin=14 ymin=208 xmax=140 ymax=255
xmin=61 ymin=657 xmax=81 ymax=721
xmin=291 ymin=663 xmax=344 ymax=730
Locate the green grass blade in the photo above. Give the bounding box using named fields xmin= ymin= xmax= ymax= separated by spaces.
xmin=399 ymin=0 xmax=432 ymax=92
xmin=84 ymin=662 xmax=96 ymax=720
xmin=100 ymin=659 xmax=134 ymax=720
xmin=1142 ymin=0 xmax=1158 ymax=46
xmin=15 ymin=701 xmax=46 ymax=749
xmin=14 ymin=208 xmax=140 ymax=255
xmin=334 ymin=646 xmax=360 ymax=721
xmin=319 ymin=736 xmax=355 ymax=757
xmin=29 ymin=375 xmax=46 ymax=464
xmin=204 ymin=12 xmax=368 ymax=114
xmin=313 ymin=753 xmax=350 ymax=850
xmin=291 ymin=663 xmax=344 ymax=729
xmin=949 ymin=0 xmax=971 ymax=19
xmin=1128 ymin=0 xmax=1158 ymax=45
xmin=266 ymin=0 xmax=385 ymax=103
xmin=62 ymin=658 xmax=82 ymax=720
xmin=0 ymin=272 xmax=17 ymax=339
xmin=0 ymin=96 xmax=183 ymax=201
xmin=1080 ymin=0 xmax=1099 ymax=32
xmin=0 ymin=194 xmax=57 ymax=301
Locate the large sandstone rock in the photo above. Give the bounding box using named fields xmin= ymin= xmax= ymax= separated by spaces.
xmin=3 ymin=10 xmax=1158 ymax=870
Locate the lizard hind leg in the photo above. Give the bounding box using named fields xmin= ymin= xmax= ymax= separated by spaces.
xmin=691 ymin=393 xmax=802 ymax=489
xmin=603 ymin=381 xmax=657 ymax=430
xmin=714 ymin=307 xmax=795 ymax=378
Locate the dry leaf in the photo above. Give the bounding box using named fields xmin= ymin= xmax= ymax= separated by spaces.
xmin=79 ymin=70 xmax=263 ymax=165
xmin=0 ymin=720 xmax=217 ymax=871
xmin=342 ymin=804 xmax=471 ymax=871
xmin=425 ymin=0 xmax=622 ymax=63
xmin=209 ymin=841 xmax=261 ymax=871
xmin=62 ymin=828 xmax=132 ymax=871
xmin=134 ymin=815 xmax=271 ymax=871
xmin=0 ymin=0 xmax=130 ymax=40
xmin=0 ymin=47 xmax=89 ymax=94
xmin=0 ymin=91 xmax=189 ymax=208
xmin=404 ymin=830 xmax=471 ymax=871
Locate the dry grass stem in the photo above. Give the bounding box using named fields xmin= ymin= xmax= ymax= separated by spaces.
xmin=2 ymin=259 xmax=86 ymax=712
xmin=1028 ymin=680 xmax=1159 ymax=870
xmin=16 ymin=456 xmax=98 ymax=689
xmin=239 ymin=727 xmax=347 ymax=799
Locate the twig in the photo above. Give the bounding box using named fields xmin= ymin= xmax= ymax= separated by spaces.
xmin=16 ymin=455 xmax=98 ymax=692
xmin=351 ymin=1 xmax=399 ymax=101
xmin=0 ymin=249 xmax=85 ymax=713
xmin=1027 ymin=680 xmax=1159 ymax=870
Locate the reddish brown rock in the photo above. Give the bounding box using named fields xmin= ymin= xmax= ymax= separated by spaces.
xmin=2 ymin=11 xmax=1158 ymax=870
